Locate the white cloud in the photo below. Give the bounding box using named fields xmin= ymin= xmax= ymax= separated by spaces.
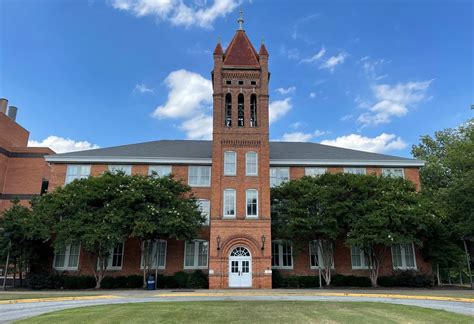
xmin=179 ymin=114 xmax=213 ymax=140
xmin=321 ymin=133 xmax=407 ymax=153
xmin=357 ymin=80 xmax=433 ymax=126
xmin=309 ymin=92 xmax=316 ymax=98
xmin=269 ymin=98 xmax=292 ymax=124
xmin=290 ymin=121 xmax=304 ymax=130
xmin=134 ymin=83 xmax=154 ymax=94
xmin=28 ymin=136 xmax=100 ymax=154
xmin=275 ymin=86 xmax=296 ymax=95
xmin=300 ymin=47 xmax=326 ymax=63
xmin=319 ymin=52 xmax=347 ymax=72
xmin=280 ymin=130 xmax=327 ymax=142
xmin=153 ymin=69 xmax=213 ymax=139
xmin=153 ymin=69 xmax=212 ymax=119
xmin=110 ymin=0 xmax=240 ymax=28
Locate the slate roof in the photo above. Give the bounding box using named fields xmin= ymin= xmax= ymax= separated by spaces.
xmin=223 ymin=30 xmax=260 ymax=67
xmin=46 ymin=140 xmax=423 ymax=166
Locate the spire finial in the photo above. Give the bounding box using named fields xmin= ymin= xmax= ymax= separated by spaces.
xmin=217 ymin=35 xmax=221 ymax=44
xmin=261 ymin=36 xmax=265 ymax=45
xmin=237 ymin=9 xmax=244 ymax=30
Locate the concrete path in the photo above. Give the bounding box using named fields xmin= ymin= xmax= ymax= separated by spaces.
xmin=1 ymin=290 xmax=473 ymax=323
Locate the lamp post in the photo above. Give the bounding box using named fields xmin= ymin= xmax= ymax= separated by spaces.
xmin=261 ymin=235 xmax=266 ymax=251
xmin=216 ymin=235 xmax=221 ymax=251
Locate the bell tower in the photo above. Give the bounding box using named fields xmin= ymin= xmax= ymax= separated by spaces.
xmin=209 ymin=11 xmax=272 ymax=289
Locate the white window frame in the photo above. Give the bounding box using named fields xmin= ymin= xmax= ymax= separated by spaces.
xmin=272 ymin=240 xmax=293 ymax=269
xmin=382 ymin=168 xmax=405 ymax=178
xmin=183 ymin=240 xmax=208 ymax=269
xmin=309 ymin=240 xmax=335 ymax=270
xmin=65 ymin=165 xmax=91 ymax=184
xmin=344 ymin=167 xmax=367 ymax=175
xmin=108 ymin=165 xmax=132 ymax=175
xmin=188 ymin=166 xmax=211 ymax=187
xmin=223 ymin=189 xmax=236 ymax=218
xmin=198 ymin=199 xmax=211 ymax=225
xmin=270 ymin=167 xmax=290 ymax=188
xmin=148 ymin=165 xmax=172 ymax=177
xmin=350 ymin=246 xmax=370 ymax=270
xmin=140 ymin=240 xmax=167 ymax=270
xmin=224 ymin=151 xmax=237 ymax=176
xmin=305 ymin=167 xmax=327 ymax=177
xmin=245 ymin=189 xmax=258 ymax=218
xmin=53 ymin=242 xmax=81 ymax=271
xmin=391 ymin=243 xmax=417 ymax=270
xmin=246 ymin=151 xmax=258 ymax=176
xmin=98 ymin=242 xmax=125 ymax=271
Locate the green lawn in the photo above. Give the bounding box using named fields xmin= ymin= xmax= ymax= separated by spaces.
xmin=17 ymin=301 xmax=473 ymax=323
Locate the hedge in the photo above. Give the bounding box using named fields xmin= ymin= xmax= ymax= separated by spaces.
xmin=331 ymin=274 xmax=372 ymax=287
xmin=272 ymin=270 xmax=323 ymax=288
xmin=156 ymin=270 xmax=208 ymax=289
xmin=378 ymin=271 xmax=434 ymax=288
xmin=28 ymin=274 xmax=96 ymax=290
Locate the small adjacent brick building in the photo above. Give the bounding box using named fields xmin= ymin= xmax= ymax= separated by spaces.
xmin=0 ymin=98 xmax=54 ymax=212
xmin=45 ymin=19 xmax=429 ymax=288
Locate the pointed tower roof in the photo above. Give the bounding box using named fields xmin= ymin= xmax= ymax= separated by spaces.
xmin=259 ymin=43 xmax=268 ymax=56
xmin=223 ymin=30 xmax=260 ymax=67
xmin=214 ymin=42 xmax=223 ymax=55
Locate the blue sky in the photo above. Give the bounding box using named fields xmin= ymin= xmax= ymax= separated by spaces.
xmin=1 ymin=0 xmax=472 ymax=156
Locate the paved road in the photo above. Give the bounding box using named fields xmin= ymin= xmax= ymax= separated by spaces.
xmin=1 ymin=294 xmax=473 ymax=323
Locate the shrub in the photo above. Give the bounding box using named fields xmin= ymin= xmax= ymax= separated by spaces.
xmin=378 ymin=271 xmax=434 ymax=288
xmin=62 ymin=276 xmax=95 ymax=289
xmin=101 ymin=275 xmax=144 ymax=289
xmin=272 ymin=271 xmax=322 ymax=288
xmin=187 ymin=270 xmax=208 ymax=289
xmin=331 ymin=274 xmax=371 ymax=287
xmin=28 ymin=273 xmax=62 ymax=290
xmin=173 ymin=272 xmax=190 ymax=288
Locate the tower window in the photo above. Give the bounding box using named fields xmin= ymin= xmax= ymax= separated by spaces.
xmin=226 ymin=80 xmax=232 ymax=85
xmin=237 ymin=94 xmax=244 ymax=127
xmin=225 ymin=93 xmax=232 ymax=127
xmin=238 ymin=80 xmax=244 ymax=85
xmin=250 ymin=94 xmax=257 ymax=127
xmin=251 ymin=81 xmax=256 ymax=85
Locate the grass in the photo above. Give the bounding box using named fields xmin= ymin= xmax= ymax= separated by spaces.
xmin=17 ymin=301 xmax=473 ymax=323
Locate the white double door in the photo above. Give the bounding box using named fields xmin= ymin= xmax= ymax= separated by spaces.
xmin=228 ymin=256 xmax=252 ymax=288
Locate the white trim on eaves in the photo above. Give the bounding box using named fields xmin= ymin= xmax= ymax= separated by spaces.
xmin=45 ymin=156 xmax=425 ymax=167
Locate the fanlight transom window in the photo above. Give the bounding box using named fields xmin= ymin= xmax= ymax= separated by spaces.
xmin=230 ymin=247 xmax=251 ymax=257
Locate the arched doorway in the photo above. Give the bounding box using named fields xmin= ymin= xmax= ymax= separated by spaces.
xmin=228 ymin=246 xmax=252 ymax=288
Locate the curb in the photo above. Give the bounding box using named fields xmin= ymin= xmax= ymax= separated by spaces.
xmin=0 ymin=295 xmax=120 ymax=305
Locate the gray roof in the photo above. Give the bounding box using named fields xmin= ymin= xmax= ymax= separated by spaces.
xmin=47 ymin=140 xmax=423 ymax=166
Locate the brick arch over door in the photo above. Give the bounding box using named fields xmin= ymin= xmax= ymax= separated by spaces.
xmin=221 ymin=234 xmax=260 ymax=257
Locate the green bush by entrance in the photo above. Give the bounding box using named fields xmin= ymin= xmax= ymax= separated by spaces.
xmin=378 ymin=271 xmax=434 ymax=288
xmin=272 ymin=270 xmax=323 ymax=288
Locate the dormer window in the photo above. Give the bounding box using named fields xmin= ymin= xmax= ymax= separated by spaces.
xmin=237 ymin=94 xmax=244 ymax=127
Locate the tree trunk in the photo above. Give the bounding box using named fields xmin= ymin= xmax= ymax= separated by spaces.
xmin=436 ymin=264 xmax=442 ymax=286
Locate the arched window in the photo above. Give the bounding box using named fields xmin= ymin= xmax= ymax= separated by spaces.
xmin=250 ymin=94 xmax=257 ymax=127
xmin=225 ymin=93 xmax=232 ymax=127
xmin=238 ymin=94 xmax=244 ymax=127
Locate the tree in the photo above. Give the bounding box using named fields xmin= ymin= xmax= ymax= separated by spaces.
xmin=412 ymin=118 xmax=473 ymax=285
xmin=32 ymin=171 xmax=204 ymax=288
xmin=271 ymin=174 xmax=352 ymax=286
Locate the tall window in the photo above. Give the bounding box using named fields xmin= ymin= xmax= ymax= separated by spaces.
xmin=351 ymin=246 xmax=370 ymax=269
xmin=188 ymin=166 xmax=211 ymax=187
xmin=246 ymin=152 xmax=258 ymax=176
xmin=108 ymin=165 xmax=132 ymax=175
xmin=272 ymin=240 xmax=293 ymax=269
xmin=392 ymin=243 xmax=416 ymax=270
xmin=224 ymin=151 xmax=236 ymax=176
xmin=223 ymin=189 xmax=236 ymax=218
xmin=141 ymin=240 xmax=167 ymax=270
xmin=225 ymin=93 xmax=232 ymax=127
xmin=98 ymin=242 xmax=124 ymax=270
xmin=246 ymin=189 xmax=258 ymax=218
xmin=198 ymin=199 xmax=211 ymax=225
xmin=382 ymin=168 xmax=404 ymax=178
xmin=149 ymin=165 xmax=172 ymax=177
xmin=270 ymin=167 xmax=290 ymax=187
xmin=184 ymin=240 xmax=208 ymax=269
xmin=53 ymin=242 xmax=80 ymax=270
xmin=305 ymin=167 xmax=327 ymax=177
xmin=237 ymin=94 xmax=244 ymax=127
xmin=65 ymin=165 xmax=91 ymax=184
xmin=250 ymin=94 xmax=257 ymax=127
xmin=344 ymin=167 xmax=366 ymax=175
xmin=309 ymin=240 xmax=334 ymax=269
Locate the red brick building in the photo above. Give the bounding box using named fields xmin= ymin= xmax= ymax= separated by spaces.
xmin=45 ymin=20 xmax=429 ymax=288
xmin=0 ymin=98 xmax=54 ymax=212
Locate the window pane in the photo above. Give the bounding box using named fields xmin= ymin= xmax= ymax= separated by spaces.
xmin=310 ymin=241 xmax=319 ymax=268
xmin=198 ymin=241 xmax=208 ymax=267
xmin=392 ymin=244 xmax=403 ymax=268
xmin=185 ymin=242 xmax=195 ymax=267
xmin=199 ymin=200 xmax=210 ymax=225
xmin=149 ymin=165 xmax=172 ymax=177
xmin=404 ymin=243 xmax=415 ymax=268
xmin=224 ymin=189 xmax=236 ymax=216
xmin=65 ymin=165 xmax=90 ymax=184
xmin=351 ymin=246 xmax=362 ymax=268
xmin=54 ymin=247 xmax=66 ymax=268
xmin=344 ymin=168 xmax=366 ymax=175
xmin=224 ymin=152 xmax=236 ymax=175
xmin=270 ymin=168 xmax=289 ymax=187
xmin=271 ymin=242 xmax=279 ymax=267
xmin=109 ymin=165 xmax=132 ymax=175
xmin=383 ymin=168 xmax=404 ymax=178
xmin=67 ymin=242 xmax=80 ymax=268
xmin=246 ymin=152 xmax=258 ymax=175
xmin=305 ymin=168 xmax=327 ymax=177
xmin=188 ymin=167 xmax=199 ymax=186
xmin=156 ymin=241 xmax=167 ymax=268
xmin=246 ymin=190 xmax=258 ymax=217
xmin=111 ymin=243 xmax=124 ymax=267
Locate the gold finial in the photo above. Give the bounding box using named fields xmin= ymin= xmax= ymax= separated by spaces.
xmin=237 ymin=9 xmax=244 ymax=30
